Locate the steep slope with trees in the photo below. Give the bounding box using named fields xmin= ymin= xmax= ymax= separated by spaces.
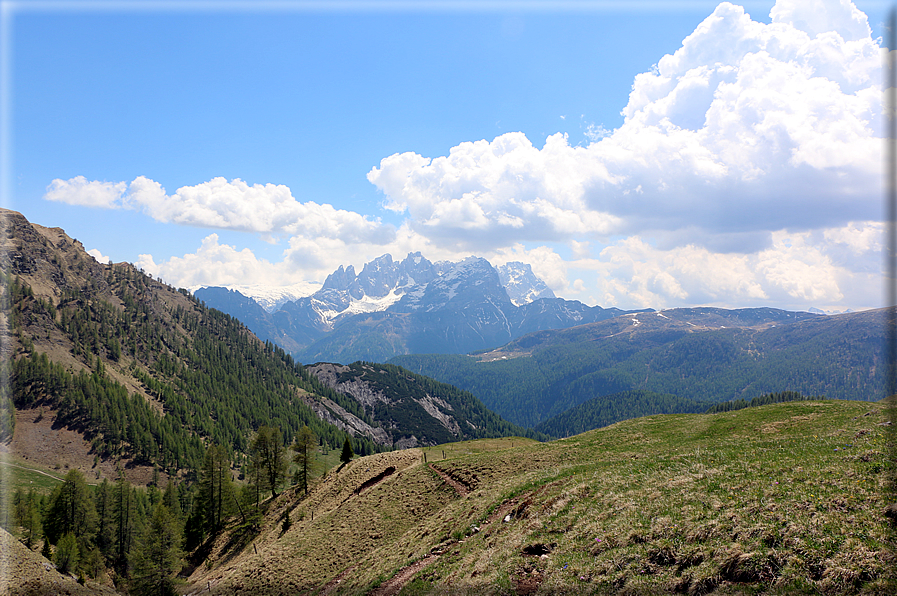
xmin=307 ymin=361 xmax=544 ymax=447
xmin=3 ymin=208 xmax=524 ymax=478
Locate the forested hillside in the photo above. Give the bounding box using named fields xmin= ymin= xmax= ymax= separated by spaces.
xmin=8 ymin=271 xmax=384 ymax=468
xmin=532 ymin=389 xmax=710 ymax=437
xmin=8 ymin=271 xmax=382 ymax=471
xmin=307 ymin=361 xmax=545 ymax=447
xmin=391 ymin=307 xmax=887 ymax=430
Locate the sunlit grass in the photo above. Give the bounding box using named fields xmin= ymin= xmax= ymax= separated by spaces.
xmin=0 ymin=452 xmax=64 ymax=497
xmin=194 ymin=400 xmax=895 ymax=595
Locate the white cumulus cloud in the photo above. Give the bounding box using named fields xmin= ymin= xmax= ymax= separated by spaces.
xmin=46 ymin=175 xmax=394 ymax=244
xmin=136 ymin=234 xmax=283 ymax=288
xmin=368 ymin=0 xmax=880 ymax=255
xmin=45 ymin=177 xmax=128 ymax=208
xmin=580 ymin=220 xmax=880 ymax=311
xmin=86 ymin=248 xmax=112 ymax=264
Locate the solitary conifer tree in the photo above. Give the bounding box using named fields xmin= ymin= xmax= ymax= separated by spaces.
xmin=292 ymin=426 xmax=319 ymax=495
xmin=340 ymin=437 xmax=354 ymax=465
xmin=250 ymin=426 xmax=288 ymax=498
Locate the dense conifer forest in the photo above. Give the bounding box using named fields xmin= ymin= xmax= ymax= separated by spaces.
xmin=532 ymin=389 xmax=710 ymax=437
xmin=704 ymin=390 xmax=827 ymax=413
xmin=392 ymin=309 xmax=884 ymax=431
xmin=8 ymin=270 xmax=382 ymax=472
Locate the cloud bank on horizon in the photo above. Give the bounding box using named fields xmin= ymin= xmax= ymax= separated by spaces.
xmin=45 ymin=0 xmax=883 ymax=312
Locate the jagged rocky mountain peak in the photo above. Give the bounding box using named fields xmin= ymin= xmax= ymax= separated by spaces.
xmin=196 ymin=250 xmax=632 ymax=362
xmin=397 ymin=251 xmax=437 ymax=286
xmin=497 ymin=261 xmax=556 ymax=306
xmin=393 ymin=256 xmax=509 ymax=312
xmin=322 ymin=264 xmax=358 ymax=292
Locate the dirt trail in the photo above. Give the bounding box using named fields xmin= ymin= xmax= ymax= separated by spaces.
xmin=320 ymin=565 xmax=358 ymax=595
xmin=428 ymin=463 xmax=469 ymax=496
xmin=0 ymin=460 xmax=64 ymax=482
xmin=369 ymin=555 xmax=438 ymax=596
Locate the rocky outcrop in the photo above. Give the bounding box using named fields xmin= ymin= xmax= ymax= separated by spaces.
xmin=306 ymin=362 xmax=477 ymax=448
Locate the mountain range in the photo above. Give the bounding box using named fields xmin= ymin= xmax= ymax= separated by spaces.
xmin=5 ymin=206 xmax=888 ymax=446
xmin=195 ymin=253 xmax=643 ymax=363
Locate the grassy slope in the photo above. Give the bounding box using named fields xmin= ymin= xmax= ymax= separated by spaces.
xmin=0 ymin=527 xmax=119 ymax=596
xmin=189 ymin=399 xmax=895 ymax=595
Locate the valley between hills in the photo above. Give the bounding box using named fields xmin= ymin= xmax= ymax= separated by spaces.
xmin=1 ymin=208 xmax=895 ymax=595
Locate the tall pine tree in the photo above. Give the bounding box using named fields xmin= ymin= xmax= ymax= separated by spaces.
xmin=44 ymin=469 xmax=96 ymax=545
xmin=130 ymin=503 xmax=183 ymax=596
xmin=250 ymin=426 xmax=287 ymax=498
xmin=198 ymin=444 xmax=233 ymax=536
xmin=340 ymin=436 xmax=354 ymax=465
xmin=292 ymin=426 xmax=319 ymax=495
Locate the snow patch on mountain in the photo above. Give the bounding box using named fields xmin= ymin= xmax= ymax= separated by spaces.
xmin=342 ymin=288 xmax=405 ymax=316
xmin=497 ymin=262 xmax=556 ymax=306
xmin=190 ymin=281 xmax=321 ymax=312
xmin=197 ymin=253 xmax=557 ymax=334
xmin=808 ymin=306 xmax=855 ymax=315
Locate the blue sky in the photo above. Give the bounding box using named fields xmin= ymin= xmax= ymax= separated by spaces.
xmin=3 ymin=0 xmax=890 ymax=312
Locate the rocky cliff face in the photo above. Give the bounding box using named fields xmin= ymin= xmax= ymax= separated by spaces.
xmin=497 ymin=261 xmax=555 ymax=306
xmin=306 ymin=361 xmax=499 ymax=448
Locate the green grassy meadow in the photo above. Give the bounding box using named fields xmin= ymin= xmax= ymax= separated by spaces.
xmin=192 ymin=398 xmax=895 ymax=595
xmin=0 ymin=453 xmax=64 ymax=498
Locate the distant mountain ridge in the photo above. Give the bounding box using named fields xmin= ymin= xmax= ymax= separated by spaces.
xmin=195 ymin=253 xmax=640 ymax=363
xmin=192 ymin=281 xmax=322 ymax=312
xmin=391 ymin=306 xmax=887 ymax=431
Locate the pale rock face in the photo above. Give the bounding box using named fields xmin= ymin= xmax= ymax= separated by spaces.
xmin=305 ymin=362 xmax=463 ymax=448
xmin=497 ymin=261 xmax=556 ymax=306
xmin=276 ymin=253 xmax=551 ymax=329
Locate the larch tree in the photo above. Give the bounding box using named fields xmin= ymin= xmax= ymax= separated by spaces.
xmin=130 ymin=503 xmax=184 ymax=596
xmin=13 ymin=488 xmax=42 ymax=549
xmin=292 ymin=426 xmax=320 ymax=495
xmin=199 ymin=444 xmax=233 ymax=535
xmin=44 ymin=469 xmax=96 ymax=545
xmin=250 ymin=426 xmax=287 ymax=498
xmin=112 ymin=475 xmax=137 ymax=571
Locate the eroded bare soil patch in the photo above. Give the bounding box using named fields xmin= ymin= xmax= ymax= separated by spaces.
xmin=428 ymin=463 xmax=472 ymax=496
xmin=10 ymin=406 xmax=159 ymax=485
xmin=369 ymin=555 xmax=439 ymax=596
